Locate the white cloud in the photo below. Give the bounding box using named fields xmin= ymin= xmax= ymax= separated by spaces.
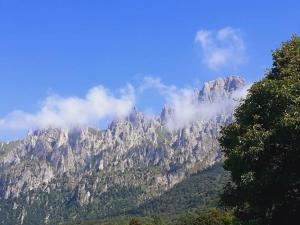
xmin=195 ymin=27 xmax=246 ymax=70
xmin=142 ymin=76 xmax=250 ymax=130
xmin=0 ymin=76 xmax=250 ymax=138
xmin=0 ymin=84 xmax=135 ymax=132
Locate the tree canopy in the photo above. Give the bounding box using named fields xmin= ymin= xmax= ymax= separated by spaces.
xmin=219 ymin=35 xmax=300 ymax=224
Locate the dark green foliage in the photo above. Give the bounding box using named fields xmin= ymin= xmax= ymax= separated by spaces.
xmin=64 ymin=209 xmax=238 ymax=225
xmin=63 ymin=216 xmax=153 ymax=225
xmin=129 ymin=218 xmax=143 ymax=225
xmin=175 ymin=209 xmax=238 ymax=225
xmin=0 ymin=164 xmax=229 ymax=225
xmin=152 ymin=215 xmax=164 ymax=225
xmin=67 ymin=164 xmax=229 ymax=225
xmin=268 ymin=34 xmax=300 ymax=79
xmin=0 ymin=179 xmax=145 ymax=225
xmin=132 ymin=164 xmax=230 ymax=216
xmin=219 ymin=35 xmax=300 ymax=224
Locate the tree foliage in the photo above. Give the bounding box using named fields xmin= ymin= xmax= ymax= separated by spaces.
xmin=219 ymin=35 xmax=300 ymax=224
xmin=134 ymin=164 xmax=230 ymax=216
xmin=129 ymin=218 xmax=143 ymax=225
xmin=175 ymin=209 xmax=238 ymax=225
xmin=63 ymin=209 xmax=238 ymax=225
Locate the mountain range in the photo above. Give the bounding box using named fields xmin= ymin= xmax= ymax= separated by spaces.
xmin=0 ymin=76 xmax=246 ymax=225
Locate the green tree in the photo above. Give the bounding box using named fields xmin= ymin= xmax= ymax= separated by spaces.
xmin=219 ymin=35 xmax=300 ymax=225
xmin=176 ymin=209 xmax=237 ymax=225
xmin=129 ymin=218 xmax=143 ymax=225
xmin=152 ymin=215 xmax=164 ymax=225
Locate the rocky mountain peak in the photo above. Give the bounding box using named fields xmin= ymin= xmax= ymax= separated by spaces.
xmin=159 ymin=76 xmax=246 ymax=125
xmin=0 ymin=76 xmax=248 ymax=225
xmin=160 ymin=105 xmax=175 ymax=124
xmin=199 ymin=76 xmax=245 ymax=102
xmin=127 ymin=106 xmax=146 ymax=127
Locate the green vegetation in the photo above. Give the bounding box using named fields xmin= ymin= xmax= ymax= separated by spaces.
xmin=133 ymin=164 xmax=230 ymax=216
xmin=62 ymin=164 xmax=232 ymax=225
xmin=0 ymin=164 xmax=229 ymax=225
xmin=63 ymin=216 xmax=153 ymax=225
xmin=219 ymin=35 xmax=300 ymax=224
xmin=174 ymin=209 xmax=238 ymax=225
xmin=63 ymin=209 xmax=238 ymax=225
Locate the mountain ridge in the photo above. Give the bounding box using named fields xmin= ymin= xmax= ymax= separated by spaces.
xmin=0 ymin=76 xmax=246 ymax=225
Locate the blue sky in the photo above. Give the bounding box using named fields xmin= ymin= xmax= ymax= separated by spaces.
xmin=0 ymin=0 xmax=300 ymax=140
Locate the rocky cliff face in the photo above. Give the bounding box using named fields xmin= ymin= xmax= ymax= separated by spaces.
xmin=0 ymin=76 xmax=246 ymax=225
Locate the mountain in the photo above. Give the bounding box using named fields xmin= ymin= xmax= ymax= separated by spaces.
xmin=0 ymin=76 xmax=246 ymax=225
xmin=130 ymin=163 xmax=230 ymax=216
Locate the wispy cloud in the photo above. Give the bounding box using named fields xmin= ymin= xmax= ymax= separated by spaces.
xmin=142 ymin=76 xmax=250 ymax=130
xmin=0 ymin=85 xmax=135 ymax=132
xmin=0 ymin=76 xmax=251 ymax=138
xmin=195 ymin=27 xmax=246 ymax=71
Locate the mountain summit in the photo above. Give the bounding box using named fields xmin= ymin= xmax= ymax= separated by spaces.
xmin=199 ymin=76 xmax=245 ymax=102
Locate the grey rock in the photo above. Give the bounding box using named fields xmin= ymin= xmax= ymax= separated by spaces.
xmin=0 ymin=76 xmax=246 ymax=224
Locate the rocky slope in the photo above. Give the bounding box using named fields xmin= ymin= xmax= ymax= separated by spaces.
xmin=0 ymin=76 xmax=246 ymax=225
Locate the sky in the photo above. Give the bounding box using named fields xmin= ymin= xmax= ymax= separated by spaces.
xmin=0 ymin=0 xmax=300 ymax=140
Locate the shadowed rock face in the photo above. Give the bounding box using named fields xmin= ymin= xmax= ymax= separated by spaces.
xmin=0 ymin=76 xmax=246 ymax=225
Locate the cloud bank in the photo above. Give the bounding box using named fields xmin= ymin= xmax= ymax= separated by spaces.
xmin=0 ymin=85 xmax=135 ymax=132
xmin=142 ymin=76 xmax=250 ymax=130
xmin=0 ymin=77 xmax=251 ymax=139
xmin=195 ymin=27 xmax=246 ymax=70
